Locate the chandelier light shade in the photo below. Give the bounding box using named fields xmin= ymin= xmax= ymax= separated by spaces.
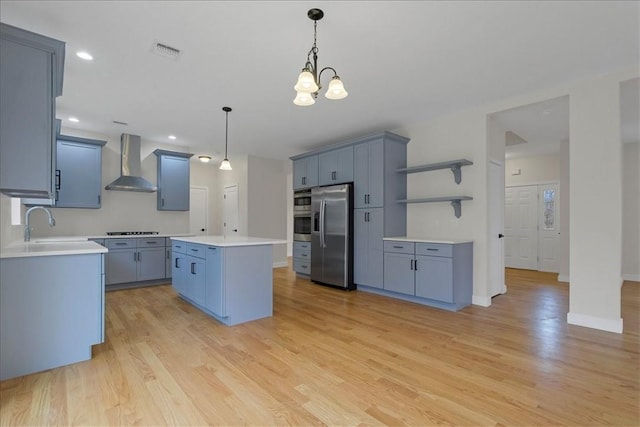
xmin=220 ymin=106 xmax=232 ymax=171
xmin=293 ymin=8 xmax=348 ymax=106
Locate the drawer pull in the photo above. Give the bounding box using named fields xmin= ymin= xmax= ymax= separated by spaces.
xmin=427 ymin=248 xmax=438 ymax=251
xmin=393 ymin=245 xmax=403 ymax=249
xmin=191 ymin=248 xmax=199 ymax=252
xmin=116 ymin=242 xmax=127 ymax=246
xmin=146 ymin=241 xmax=157 ymax=244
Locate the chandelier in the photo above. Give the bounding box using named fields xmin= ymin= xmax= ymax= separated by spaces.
xmin=293 ymin=8 xmax=348 ymax=106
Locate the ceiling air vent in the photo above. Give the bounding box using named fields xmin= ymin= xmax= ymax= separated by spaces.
xmin=151 ymin=40 xmax=181 ymax=60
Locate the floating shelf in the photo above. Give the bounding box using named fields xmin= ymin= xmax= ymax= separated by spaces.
xmin=396 ymin=196 xmax=473 ymax=218
xmin=397 ymin=159 xmax=473 ymax=184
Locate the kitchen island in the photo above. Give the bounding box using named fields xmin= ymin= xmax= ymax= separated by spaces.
xmin=0 ymin=240 xmax=107 ymax=380
xmin=170 ymin=235 xmax=286 ymax=326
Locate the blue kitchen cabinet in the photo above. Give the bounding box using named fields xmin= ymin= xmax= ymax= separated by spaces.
xmin=292 ymin=241 xmax=311 ymax=276
xmin=171 ymin=241 xmax=187 ymax=295
xmin=205 ymin=246 xmax=226 ymax=317
xmin=293 ymin=155 xmax=318 ymax=189
xmin=0 ymin=23 xmax=65 ymax=199
xmin=55 ymin=136 xmax=106 ymax=208
xmin=354 ymin=140 xmax=384 ymax=208
xmin=105 ymin=239 xmax=137 ymax=285
xmin=185 ymin=256 xmax=206 ymax=306
xmin=137 ymin=247 xmax=166 ymax=282
xmin=153 ymin=149 xmax=194 ymax=211
xmin=318 ymin=146 xmax=354 ymax=185
xmin=382 ymin=240 xmax=473 ymax=311
xmin=165 ymin=241 xmax=172 ymax=279
xmin=354 ymin=208 xmax=384 ymax=289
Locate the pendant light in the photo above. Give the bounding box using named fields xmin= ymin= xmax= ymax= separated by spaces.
xmin=220 ymin=106 xmax=232 ymax=171
xmin=293 ymin=8 xmax=348 ymax=106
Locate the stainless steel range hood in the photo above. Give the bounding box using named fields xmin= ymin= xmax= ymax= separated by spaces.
xmin=105 ymin=134 xmax=157 ymax=192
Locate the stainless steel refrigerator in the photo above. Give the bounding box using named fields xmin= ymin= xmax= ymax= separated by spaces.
xmin=311 ymin=183 xmax=355 ymax=290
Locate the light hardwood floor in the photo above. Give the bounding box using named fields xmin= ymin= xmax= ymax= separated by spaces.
xmin=1 ymin=266 xmax=638 ymax=426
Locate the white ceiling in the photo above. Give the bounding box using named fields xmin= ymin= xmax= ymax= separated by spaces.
xmin=1 ymin=1 xmax=638 ymax=162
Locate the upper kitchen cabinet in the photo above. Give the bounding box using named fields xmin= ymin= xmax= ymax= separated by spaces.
xmin=353 ymin=132 xmax=409 ymax=209
xmin=153 ymin=149 xmax=194 ymax=211
xmin=0 ymin=23 xmax=65 ymax=198
xmin=318 ymin=146 xmax=354 ymax=186
xmin=292 ymin=155 xmax=318 ymax=190
xmin=55 ymin=135 xmax=106 ymax=208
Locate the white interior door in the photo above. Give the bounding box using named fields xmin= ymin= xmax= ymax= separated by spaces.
xmin=223 ymin=185 xmax=239 ymax=237
xmin=189 ymin=187 xmax=208 ymax=235
xmin=505 ymin=185 xmax=538 ymax=269
xmin=538 ymin=183 xmax=560 ymax=272
xmin=488 ymin=160 xmax=506 ymax=296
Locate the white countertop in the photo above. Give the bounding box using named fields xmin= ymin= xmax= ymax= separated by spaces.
xmin=31 ymin=233 xmax=194 ymax=241
xmin=1 ymin=240 xmax=108 ymax=259
xmin=171 ymin=235 xmax=287 ymax=247
xmin=384 ymin=237 xmax=474 ymax=244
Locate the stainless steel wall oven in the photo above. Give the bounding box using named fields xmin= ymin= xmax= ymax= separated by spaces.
xmin=293 ymin=189 xmax=312 ymax=241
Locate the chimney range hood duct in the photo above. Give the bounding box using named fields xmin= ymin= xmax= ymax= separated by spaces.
xmin=105 ymin=134 xmax=157 ymax=192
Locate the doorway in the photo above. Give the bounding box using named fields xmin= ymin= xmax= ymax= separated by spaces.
xmin=505 ymin=183 xmax=560 ymax=272
xmin=223 ymin=185 xmax=239 ymax=236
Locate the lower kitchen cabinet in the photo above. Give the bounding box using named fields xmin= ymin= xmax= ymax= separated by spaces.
xmin=354 ymin=208 xmax=384 ymax=288
xmin=292 ymin=241 xmax=311 ymax=275
xmin=381 ymin=239 xmax=473 ymax=311
xmin=170 ymin=239 xmax=273 ymax=326
xmin=105 ymin=237 xmax=168 ymax=287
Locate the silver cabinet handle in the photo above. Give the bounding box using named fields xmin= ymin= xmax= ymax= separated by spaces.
xmin=410 ymin=259 xmax=414 ymax=270
xmin=191 ymin=262 xmax=196 ymax=274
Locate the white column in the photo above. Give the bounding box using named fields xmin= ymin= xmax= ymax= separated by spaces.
xmin=568 ymin=75 xmax=623 ymax=333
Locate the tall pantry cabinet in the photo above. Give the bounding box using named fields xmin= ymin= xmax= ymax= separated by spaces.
xmin=352 ymin=132 xmax=408 ymax=289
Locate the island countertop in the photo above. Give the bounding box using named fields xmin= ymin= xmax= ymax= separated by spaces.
xmin=383 ymin=236 xmax=474 ymax=244
xmin=171 ymin=235 xmax=287 ymax=247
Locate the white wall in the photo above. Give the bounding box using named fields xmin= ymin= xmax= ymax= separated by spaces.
xmin=247 ymin=155 xmax=287 ymax=266
xmin=622 ymin=142 xmax=640 ymax=281
xmin=558 ymin=140 xmax=570 ymax=281
xmin=0 ymin=195 xmax=22 ymax=247
xmin=505 ymin=154 xmax=560 ymax=186
xmin=568 ymin=72 xmax=624 ymax=333
xmin=395 ymin=107 xmax=490 ymax=304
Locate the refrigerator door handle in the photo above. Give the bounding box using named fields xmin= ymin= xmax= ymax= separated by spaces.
xmin=319 ymin=198 xmax=326 ymax=248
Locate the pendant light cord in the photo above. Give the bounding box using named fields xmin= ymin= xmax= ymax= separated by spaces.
xmin=224 ymin=109 xmax=229 ymax=159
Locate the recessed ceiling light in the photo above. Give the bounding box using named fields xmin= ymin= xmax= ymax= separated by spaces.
xmin=68 ymin=117 xmax=79 ymax=122
xmin=76 ymin=51 xmax=93 ymax=61
xmin=168 ymin=135 xmax=177 ymax=140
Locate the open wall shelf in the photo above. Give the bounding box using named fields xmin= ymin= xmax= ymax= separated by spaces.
xmin=396 ymin=196 xmax=473 ymax=218
xmin=397 ymin=159 xmax=473 ymax=184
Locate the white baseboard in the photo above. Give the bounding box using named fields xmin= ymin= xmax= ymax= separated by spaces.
xmin=472 ymin=295 xmax=491 ymax=307
xmin=567 ymin=312 xmax=623 ymax=334
xmin=273 ymin=261 xmax=288 ymax=268
xmin=557 ymin=274 xmax=570 ymax=283
xmin=622 ymin=273 xmax=640 ymax=282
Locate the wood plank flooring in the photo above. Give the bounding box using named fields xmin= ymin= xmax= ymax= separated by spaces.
xmin=1 ymin=266 xmax=638 ymax=426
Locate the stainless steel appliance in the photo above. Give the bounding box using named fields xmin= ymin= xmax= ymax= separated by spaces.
xmin=311 ymin=183 xmax=354 ymax=290
xmin=293 ymin=189 xmax=312 ymax=242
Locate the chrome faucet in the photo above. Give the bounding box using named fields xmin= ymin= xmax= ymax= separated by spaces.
xmin=24 ymin=206 xmax=56 ymax=242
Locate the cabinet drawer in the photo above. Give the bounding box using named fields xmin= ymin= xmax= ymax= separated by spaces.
xmin=292 ymin=246 xmax=310 ymax=260
xmin=415 ymin=243 xmax=452 ymax=258
xmin=293 ymin=241 xmax=311 ymax=251
xmin=105 ymin=238 xmax=136 ymax=249
xmin=383 ymin=240 xmax=415 ymax=254
xmin=293 ymin=258 xmax=311 ymax=275
xmin=186 ymin=243 xmax=206 ymax=259
xmin=137 ymin=237 xmax=165 ymax=247
xmin=172 ymin=241 xmax=187 ymax=254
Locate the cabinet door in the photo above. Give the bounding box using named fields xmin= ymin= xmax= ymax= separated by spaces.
xmin=354 ymin=208 xmax=384 ymax=289
xmin=318 ymin=147 xmax=353 ymax=185
xmin=304 ymin=156 xmax=318 ymax=188
xmin=293 ymin=158 xmax=306 ymax=189
xmin=383 ymin=252 xmax=415 ymax=295
xmin=137 ymin=247 xmax=166 ymax=281
xmin=55 ymin=139 xmax=103 ymax=208
xmin=205 ymin=246 xmax=226 ymax=316
xmin=0 ymin=35 xmax=55 ymax=198
xmin=185 ymin=257 xmax=206 ymax=305
xmin=157 ymin=155 xmax=190 ymax=211
xmin=354 ymin=143 xmax=369 ymax=208
xmin=415 ymin=255 xmax=453 ymax=302
xmin=165 ymin=247 xmax=172 ymax=278
xmin=367 ymin=139 xmax=384 ymax=207
xmin=171 ymin=253 xmax=187 ymax=294
xmin=105 ymin=249 xmax=138 ymax=285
